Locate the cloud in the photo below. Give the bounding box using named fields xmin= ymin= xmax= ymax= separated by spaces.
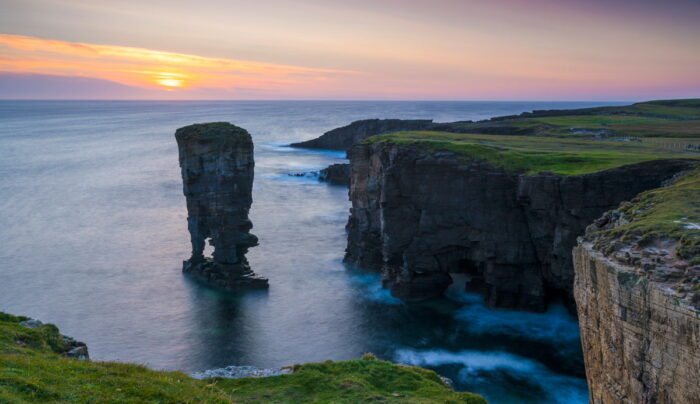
xmin=1 ymin=31 xmax=698 ymax=100
xmin=0 ymin=34 xmax=361 ymax=98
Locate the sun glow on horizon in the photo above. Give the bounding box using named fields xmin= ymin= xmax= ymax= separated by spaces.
xmin=153 ymin=72 xmax=186 ymax=88
xmin=0 ymin=34 xmax=361 ymax=98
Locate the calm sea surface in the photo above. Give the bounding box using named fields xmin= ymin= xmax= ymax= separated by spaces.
xmin=0 ymin=100 xmax=623 ymax=403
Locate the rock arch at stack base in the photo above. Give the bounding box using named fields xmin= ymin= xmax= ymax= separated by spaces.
xmin=175 ymin=122 xmax=268 ymax=290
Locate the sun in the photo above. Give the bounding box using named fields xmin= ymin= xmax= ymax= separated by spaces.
xmin=157 ymin=78 xmax=184 ymax=87
xmin=153 ymin=72 xmax=186 ymax=88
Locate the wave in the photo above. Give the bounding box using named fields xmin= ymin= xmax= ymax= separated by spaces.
xmin=395 ymin=348 xmax=587 ymax=404
xmin=348 ymin=271 xmax=403 ymax=305
xmin=447 ymin=290 xmax=581 ymax=348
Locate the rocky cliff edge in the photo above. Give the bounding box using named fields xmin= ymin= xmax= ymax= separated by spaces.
xmin=574 ymin=170 xmax=700 ymax=403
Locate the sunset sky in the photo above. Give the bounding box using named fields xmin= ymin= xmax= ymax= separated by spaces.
xmin=1 ymin=0 xmax=699 ymax=100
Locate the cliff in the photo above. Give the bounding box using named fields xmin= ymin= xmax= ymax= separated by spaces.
xmin=0 ymin=312 xmax=486 ymax=403
xmin=290 ymin=119 xmax=434 ymax=151
xmin=290 ymin=99 xmax=700 ymax=153
xmin=345 ymin=139 xmax=697 ymax=310
xmin=574 ymin=170 xmax=700 ymax=403
xmin=175 ymin=122 xmax=268 ymax=289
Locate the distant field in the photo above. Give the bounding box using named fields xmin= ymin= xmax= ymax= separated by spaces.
xmin=444 ymin=98 xmax=700 ymax=139
xmin=367 ymin=131 xmax=700 ymax=176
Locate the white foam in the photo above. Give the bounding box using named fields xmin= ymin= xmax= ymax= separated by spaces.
xmin=349 ymin=272 xmax=402 ymax=304
xmin=395 ymin=348 xmax=539 ymax=373
xmin=395 ymin=348 xmax=588 ymax=404
xmin=448 ymin=290 xmax=580 ymax=346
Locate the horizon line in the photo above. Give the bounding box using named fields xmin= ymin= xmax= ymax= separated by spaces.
xmin=0 ymin=98 xmax=644 ymax=103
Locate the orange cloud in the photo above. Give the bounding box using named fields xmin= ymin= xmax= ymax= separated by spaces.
xmin=0 ymin=34 xmax=360 ymax=93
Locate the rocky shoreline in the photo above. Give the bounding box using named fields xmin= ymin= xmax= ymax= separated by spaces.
xmin=18 ymin=318 xmax=89 ymax=360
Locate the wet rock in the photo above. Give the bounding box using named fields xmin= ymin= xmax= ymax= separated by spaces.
xmin=62 ymin=336 xmax=89 ymax=360
xmin=319 ymin=163 xmax=350 ymax=186
xmin=175 ymin=122 xmax=268 ymax=290
xmin=288 ymin=171 xmax=318 ymax=178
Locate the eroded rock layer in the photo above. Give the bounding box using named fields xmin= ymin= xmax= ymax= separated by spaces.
xmin=345 ymin=141 xmax=694 ymax=310
xmin=574 ymin=245 xmax=700 ymax=404
xmin=176 ymin=122 xmax=268 ymax=289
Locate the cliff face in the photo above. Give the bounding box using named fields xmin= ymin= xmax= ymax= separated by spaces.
xmin=574 ymin=244 xmax=700 ymax=404
xmin=175 ymin=122 xmax=268 ymax=289
xmin=345 ymin=141 xmax=695 ymax=310
xmin=290 ymin=119 xmax=434 ymax=151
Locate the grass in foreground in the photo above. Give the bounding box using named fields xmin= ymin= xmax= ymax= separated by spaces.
xmin=367 ymin=131 xmax=700 ymax=175
xmin=0 ymin=312 xmax=485 ymax=404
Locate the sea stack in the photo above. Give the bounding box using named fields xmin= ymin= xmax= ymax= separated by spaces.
xmin=175 ymin=122 xmax=268 ymax=289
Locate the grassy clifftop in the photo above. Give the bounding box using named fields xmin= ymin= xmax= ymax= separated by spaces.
xmin=367 ymin=131 xmax=700 ymax=175
xmin=587 ymin=169 xmax=700 ymax=266
xmin=362 ymin=99 xmax=700 ymax=176
xmin=0 ymin=312 xmax=485 ymax=404
xmin=581 ymin=169 xmax=700 ymax=307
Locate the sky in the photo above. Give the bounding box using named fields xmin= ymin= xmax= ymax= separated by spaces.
xmin=0 ymin=0 xmax=699 ymax=100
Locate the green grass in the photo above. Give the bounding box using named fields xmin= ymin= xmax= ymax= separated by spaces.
xmin=367 ymin=131 xmax=700 ymax=175
xmin=590 ymin=170 xmax=700 ymax=266
xmin=218 ymin=356 xmax=485 ymax=404
xmin=0 ymin=313 xmax=485 ymax=404
xmin=530 ymin=115 xmax=668 ymax=127
xmin=441 ymin=99 xmax=700 ymax=138
xmin=174 ymin=122 xmax=253 ymax=147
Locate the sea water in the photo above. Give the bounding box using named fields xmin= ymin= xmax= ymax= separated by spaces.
xmin=0 ymin=100 xmax=620 ymax=403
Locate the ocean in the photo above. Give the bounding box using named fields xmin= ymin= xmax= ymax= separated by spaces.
xmin=0 ymin=100 xmax=621 ymax=403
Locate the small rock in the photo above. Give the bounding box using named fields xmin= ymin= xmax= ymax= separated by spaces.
xmin=64 ymin=345 xmax=89 ymax=360
xmin=439 ymin=375 xmax=454 ymax=389
xmin=19 ymin=319 xmax=44 ymax=329
xmin=319 ymin=163 xmax=350 ymax=186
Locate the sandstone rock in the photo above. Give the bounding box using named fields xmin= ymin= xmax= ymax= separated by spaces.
xmin=574 ymin=244 xmax=700 ymax=404
xmin=345 ymin=141 xmax=695 ymax=310
xmin=574 ymin=171 xmax=700 ymax=403
xmin=175 ymin=122 xmax=268 ymax=290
